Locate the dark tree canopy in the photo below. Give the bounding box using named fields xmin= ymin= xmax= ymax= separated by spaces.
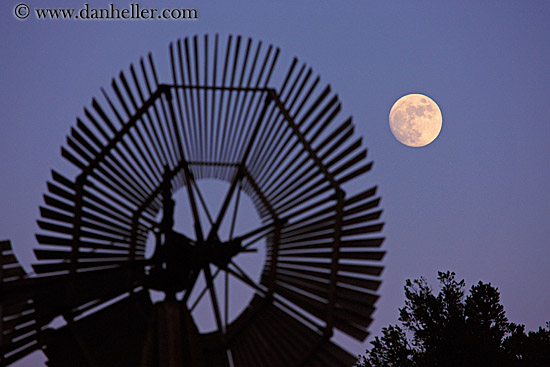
xmin=358 ymin=271 xmax=550 ymax=367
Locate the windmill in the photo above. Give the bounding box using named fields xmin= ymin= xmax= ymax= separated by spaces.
xmin=0 ymin=35 xmax=385 ymax=366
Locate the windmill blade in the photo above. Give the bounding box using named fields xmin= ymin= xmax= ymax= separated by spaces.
xmin=220 ymin=295 xmax=357 ymax=367
xmin=261 ymin=187 xmax=385 ymax=341
xmin=1 ymin=240 xmax=148 ymax=366
xmin=1 ymin=240 xmax=41 ymax=366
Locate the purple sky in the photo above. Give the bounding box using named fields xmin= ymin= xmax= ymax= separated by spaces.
xmin=2 ymin=1 xmax=549 ymax=365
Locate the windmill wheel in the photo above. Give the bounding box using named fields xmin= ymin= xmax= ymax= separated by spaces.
xmin=30 ymin=34 xmax=385 ymax=367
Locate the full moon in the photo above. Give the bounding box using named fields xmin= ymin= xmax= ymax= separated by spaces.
xmin=389 ymin=94 xmax=442 ymax=147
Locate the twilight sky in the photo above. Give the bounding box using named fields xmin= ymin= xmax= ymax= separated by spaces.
xmin=1 ymin=1 xmax=549 ymax=365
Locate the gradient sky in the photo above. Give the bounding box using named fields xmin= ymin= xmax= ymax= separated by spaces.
xmin=2 ymin=1 xmax=549 ymax=365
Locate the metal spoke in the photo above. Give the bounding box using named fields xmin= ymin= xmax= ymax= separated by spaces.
xmin=204 ymin=264 xmax=226 ymax=336
xmin=192 ymin=178 xmax=214 ymax=226
xmin=182 ymin=269 xmax=202 ymax=304
xmin=229 ymin=183 xmax=241 ymax=240
xmin=182 ymin=164 xmax=204 ymax=241
xmin=189 ymin=267 xmax=222 ymax=311
xmin=237 ymin=222 xmax=275 ymax=243
xmin=208 ymin=171 xmax=242 ymax=241
xmin=243 ymin=231 xmax=269 ymax=250
xmin=226 ymin=261 xmax=268 ymax=297
xmin=224 ymin=270 xmax=229 ymax=329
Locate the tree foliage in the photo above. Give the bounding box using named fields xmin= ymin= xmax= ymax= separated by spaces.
xmin=357 ymin=271 xmax=550 ymax=367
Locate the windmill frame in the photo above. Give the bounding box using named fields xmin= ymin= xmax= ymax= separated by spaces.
xmin=1 ymin=34 xmax=384 ymax=367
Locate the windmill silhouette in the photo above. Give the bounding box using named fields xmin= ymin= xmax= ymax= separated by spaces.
xmin=0 ymin=35 xmax=385 ymax=366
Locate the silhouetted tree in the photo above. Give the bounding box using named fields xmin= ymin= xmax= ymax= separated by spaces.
xmin=357 ymin=271 xmax=550 ymax=367
xmin=503 ymin=322 xmax=550 ymax=366
xmin=360 ymin=325 xmax=415 ymax=367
